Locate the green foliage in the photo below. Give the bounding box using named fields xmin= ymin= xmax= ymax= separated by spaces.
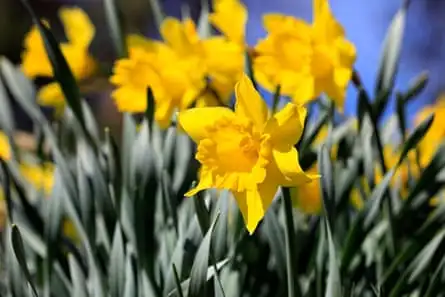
xmin=2 ymin=1 xmax=445 ymax=297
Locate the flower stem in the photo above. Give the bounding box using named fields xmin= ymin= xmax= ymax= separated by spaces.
xmin=281 ymin=187 xmax=302 ymax=297
xmin=271 ymin=85 xmax=282 ymax=114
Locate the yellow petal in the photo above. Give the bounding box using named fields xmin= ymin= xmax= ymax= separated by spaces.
xmin=234 ymin=181 xmax=278 ymax=234
xmin=272 ymin=148 xmax=315 ymax=186
xmin=112 ymin=86 xmax=147 ymax=113
xmin=263 ymin=14 xmax=310 ymax=34
xmin=160 ymin=17 xmax=193 ymax=55
xmin=291 ymin=76 xmax=316 ymax=105
xmin=155 ymin=99 xmax=175 ymax=129
xmin=0 ymin=132 xmax=11 ymax=161
xmin=59 ymin=7 xmax=95 ymax=48
xmin=264 ymin=103 xmax=307 ymax=148
xmin=37 ymin=82 xmax=66 ymax=108
xmin=235 ymin=74 xmax=268 ymax=130
xmin=178 ymin=107 xmax=235 ymax=143
xmin=209 ymin=0 xmax=247 ymax=44
xmin=290 ymin=176 xmax=322 ymax=215
xmin=185 ymin=167 xmax=213 ymax=196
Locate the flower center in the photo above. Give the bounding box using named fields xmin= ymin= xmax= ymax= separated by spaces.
xmin=197 ymin=117 xmax=261 ymax=173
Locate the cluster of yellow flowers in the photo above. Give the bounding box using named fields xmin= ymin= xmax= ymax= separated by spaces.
xmin=17 ymin=0 xmax=444 ymax=233
xmin=0 ymin=132 xmax=54 ymax=230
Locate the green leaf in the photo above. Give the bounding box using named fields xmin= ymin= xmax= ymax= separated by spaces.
xmin=402 ymin=71 xmax=429 ymax=103
xmin=148 ymin=0 xmax=165 ymax=28
xmin=396 ymin=113 xmax=434 ymax=167
xmin=318 ymin=144 xmax=335 ymax=229
xmin=300 ymin=111 xmax=329 ymax=153
xmin=167 ymin=259 xmax=229 ymax=297
xmin=188 ymin=213 xmax=221 ymax=297
xmin=104 ymin=0 xmax=127 ymax=58
xmin=408 ymin=229 xmax=445 ymax=283
xmin=197 ymin=0 xmax=211 ymax=38
xmin=68 ymin=254 xmax=88 ymax=297
xmin=121 ymin=113 xmax=137 ymax=189
xmin=145 ymin=87 xmax=155 ymax=128
xmin=123 ymin=254 xmax=137 ymax=297
xmin=194 ymin=190 xmax=211 ymax=234
xmin=262 ymin=206 xmax=286 ymax=282
xmin=0 ymin=159 xmax=14 ymax=223
xmin=172 ymin=264 xmax=185 ymax=297
xmin=324 ymin=218 xmax=341 ymax=297
xmin=212 ymin=191 xmax=229 ymax=260
xmin=0 ymin=70 xmax=15 ymax=134
xmin=244 ymin=51 xmax=258 ymax=90
xmin=423 ymin=253 xmax=445 ymax=297
xmin=162 ymin=169 xmax=179 ymax=233
xmin=11 ymin=225 xmax=39 ymax=297
xmin=109 ymin=225 xmax=126 ymax=297
xmin=20 ymin=0 xmax=86 ymax=131
xmin=375 ymin=0 xmax=410 ymax=97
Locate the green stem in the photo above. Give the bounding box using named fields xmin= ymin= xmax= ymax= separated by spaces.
xmin=271 ymin=85 xmax=282 ymax=114
xmin=282 ymin=187 xmax=302 ymax=297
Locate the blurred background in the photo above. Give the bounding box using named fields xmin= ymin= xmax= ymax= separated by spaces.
xmin=1 ymin=0 xmax=444 ymax=132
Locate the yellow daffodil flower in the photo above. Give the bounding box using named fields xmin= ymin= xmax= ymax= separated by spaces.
xmin=0 ymin=132 xmax=11 ymax=161
xmin=209 ymin=0 xmax=247 ymax=46
xmin=178 ymin=74 xmax=317 ymax=233
xmin=111 ymin=17 xmax=244 ymax=127
xmin=110 ymin=46 xmax=205 ymax=128
xmin=415 ymin=96 xmax=445 ymax=167
xmin=20 ymin=162 xmax=55 ymax=195
xmin=21 ymin=7 xmax=96 ymax=109
xmin=254 ymin=0 xmax=356 ymax=109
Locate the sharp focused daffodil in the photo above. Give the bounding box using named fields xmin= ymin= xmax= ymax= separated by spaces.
xmin=21 ymin=7 xmax=96 ymax=110
xmin=179 ymin=74 xmax=317 ymax=233
xmin=254 ymin=0 xmax=356 ymax=109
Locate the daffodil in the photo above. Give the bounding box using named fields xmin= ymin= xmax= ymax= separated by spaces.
xmin=0 ymin=132 xmax=11 ymax=161
xmin=415 ymin=96 xmax=445 ymax=167
xmin=111 ymin=17 xmax=244 ymax=127
xmin=209 ymin=0 xmax=247 ymax=46
xmin=254 ymin=0 xmax=356 ymax=108
xmin=21 ymin=7 xmax=96 ymax=109
xmin=160 ymin=17 xmax=244 ymax=105
xmin=179 ymin=74 xmax=316 ymax=233
xmin=20 ymin=162 xmax=55 ymax=195
xmin=110 ymin=46 xmax=205 ymax=128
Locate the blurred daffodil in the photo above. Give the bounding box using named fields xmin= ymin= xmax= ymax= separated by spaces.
xmin=20 ymin=162 xmax=55 ymax=195
xmin=0 ymin=132 xmax=11 ymax=161
xmin=415 ymin=96 xmax=445 ymax=167
xmin=209 ymin=0 xmax=247 ymax=46
xmin=21 ymin=7 xmax=96 ymax=110
xmin=254 ymin=0 xmax=356 ymax=109
xmin=179 ymin=74 xmax=317 ymax=233
xmin=111 ymin=17 xmax=244 ymax=127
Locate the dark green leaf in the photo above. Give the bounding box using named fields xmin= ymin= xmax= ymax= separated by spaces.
xmin=0 ymin=159 xmax=13 ymax=223
xmin=162 ymin=170 xmax=179 ymax=233
xmin=188 ymin=213 xmax=220 ymax=297
xmin=148 ymin=0 xmax=165 ymax=28
xmin=193 ymin=189 xmax=211 ymax=234
xmin=167 ymin=258 xmax=229 ymax=297
xmin=244 ymin=51 xmax=258 ymax=90
xmin=146 ymin=87 xmax=155 ymax=127
xmin=402 ymin=71 xmax=429 ymax=103
xmin=11 ymin=225 xmax=39 ymax=297
xmin=172 ymin=264 xmax=185 ymax=297
xmin=396 ymin=113 xmax=434 ymax=167
xmin=423 ymin=254 xmax=445 ymax=297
